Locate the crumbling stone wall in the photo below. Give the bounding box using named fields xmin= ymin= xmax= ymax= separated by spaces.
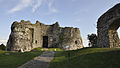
xmin=59 ymin=27 xmax=83 ymax=50
xmin=97 ymin=3 xmax=120 ymax=48
xmin=7 ymin=20 xmax=83 ymax=51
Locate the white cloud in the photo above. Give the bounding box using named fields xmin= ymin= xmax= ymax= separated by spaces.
xmin=9 ymin=0 xmax=32 ymax=13
xmin=9 ymin=0 xmax=58 ymax=13
xmin=47 ymin=0 xmax=58 ymax=13
xmin=32 ymin=0 xmax=44 ymax=12
xmin=82 ymin=37 xmax=89 ymax=47
xmin=0 ymin=39 xmax=7 ymax=45
xmin=32 ymin=0 xmax=58 ymax=13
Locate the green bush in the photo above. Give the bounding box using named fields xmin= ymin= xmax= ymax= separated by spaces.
xmin=0 ymin=44 xmax=6 ymax=50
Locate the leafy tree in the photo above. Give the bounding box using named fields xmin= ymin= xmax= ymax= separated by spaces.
xmin=87 ymin=34 xmax=97 ymax=47
xmin=21 ymin=20 xmax=25 ymax=22
xmin=0 ymin=44 xmax=6 ymax=50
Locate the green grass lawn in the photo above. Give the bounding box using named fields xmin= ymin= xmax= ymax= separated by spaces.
xmin=0 ymin=48 xmax=62 ymax=68
xmin=0 ymin=50 xmax=42 ymax=68
xmin=49 ymin=48 xmax=120 ymax=68
xmin=32 ymin=47 xmax=63 ymax=51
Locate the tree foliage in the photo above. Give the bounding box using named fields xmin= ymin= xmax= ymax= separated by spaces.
xmin=87 ymin=34 xmax=97 ymax=47
xmin=0 ymin=44 xmax=6 ymax=50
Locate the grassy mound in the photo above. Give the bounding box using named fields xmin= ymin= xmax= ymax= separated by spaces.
xmin=0 ymin=50 xmax=42 ymax=68
xmin=49 ymin=48 xmax=120 ymax=68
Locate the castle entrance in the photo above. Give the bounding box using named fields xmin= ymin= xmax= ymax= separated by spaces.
xmin=43 ymin=36 xmax=48 ymax=48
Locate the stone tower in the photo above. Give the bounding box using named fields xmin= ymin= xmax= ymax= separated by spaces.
xmin=7 ymin=20 xmax=83 ymax=51
xmin=97 ymin=3 xmax=120 ymax=48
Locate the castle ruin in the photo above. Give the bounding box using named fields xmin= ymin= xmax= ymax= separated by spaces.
xmin=7 ymin=20 xmax=83 ymax=51
xmin=97 ymin=3 xmax=120 ymax=48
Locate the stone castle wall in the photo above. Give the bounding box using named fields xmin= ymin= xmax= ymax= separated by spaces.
xmin=97 ymin=3 xmax=120 ymax=48
xmin=7 ymin=20 xmax=83 ymax=51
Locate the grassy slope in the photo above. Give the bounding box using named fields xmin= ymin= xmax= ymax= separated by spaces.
xmin=49 ymin=48 xmax=120 ymax=68
xmin=0 ymin=50 xmax=42 ymax=68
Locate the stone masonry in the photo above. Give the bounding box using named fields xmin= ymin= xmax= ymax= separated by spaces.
xmin=7 ymin=20 xmax=83 ymax=51
xmin=97 ymin=3 xmax=120 ymax=48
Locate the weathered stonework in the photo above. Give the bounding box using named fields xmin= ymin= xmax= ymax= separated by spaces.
xmin=97 ymin=3 xmax=120 ymax=48
xmin=7 ymin=20 xmax=83 ymax=51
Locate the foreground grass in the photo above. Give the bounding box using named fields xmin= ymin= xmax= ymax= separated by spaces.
xmin=0 ymin=48 xmax=62 ymax=68
xmin=0 ymin=50 xmax=42 ymax=68
xmin=49 ymin=48 xmax=120 ymax=68
xmin=32 ymin=48 xmax=63 ymax=51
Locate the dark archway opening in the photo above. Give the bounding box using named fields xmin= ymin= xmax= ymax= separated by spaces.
xmin=43 ymin=36 xmax=48 ymax=48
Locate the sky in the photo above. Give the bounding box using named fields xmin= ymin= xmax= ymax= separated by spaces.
xmin=0 ymin=0 xmax=120 ymax=46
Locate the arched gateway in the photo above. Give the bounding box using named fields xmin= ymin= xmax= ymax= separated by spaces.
xmin=97 ymin=3 xmax=120 ymax=48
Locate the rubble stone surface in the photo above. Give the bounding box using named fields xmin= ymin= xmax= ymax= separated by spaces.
xmin=7 ymin=21 xmax=83 ymax=51
xmin=97 ymin=3 xmax=120 ymax=48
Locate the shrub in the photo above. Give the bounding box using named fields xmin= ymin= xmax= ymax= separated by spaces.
xmin=0 ymin=44 xmax=6 ymax=50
